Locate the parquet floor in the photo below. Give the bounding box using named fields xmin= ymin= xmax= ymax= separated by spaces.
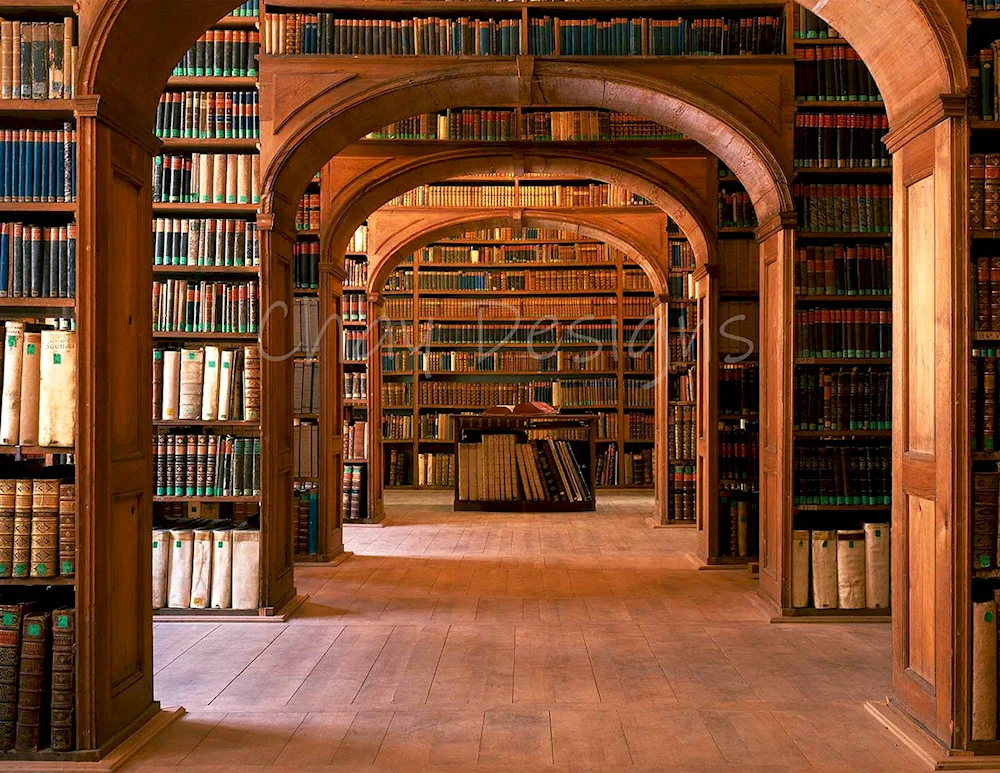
xmin=126 ymin=491 xmax=922 ymax=772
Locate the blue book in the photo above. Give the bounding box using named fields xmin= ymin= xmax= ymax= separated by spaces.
xmin=0 ymin=133 xmax=8 ymax=200
xmin=307 ymin=491 xmax=318 ymax=554
xmin=11 ymin=225 xmax=22 ymax=296
xmin=23 ymin=134 xmax=34 ymax=202
xmin=0 ymin=225 xmax=9 ymax=296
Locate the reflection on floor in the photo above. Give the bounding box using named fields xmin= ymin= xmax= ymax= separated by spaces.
xmin=126 ymin=491 xmax=919 ymax=772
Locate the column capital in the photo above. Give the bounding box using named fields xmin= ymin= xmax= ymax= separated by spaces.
xmin=319 ymin=261 xmax=348 ymax=282
xmin=755 ymin=211 xmax=797 ymax=243
xmin=691 ymin=264 xmax=719 ymax=283
xmin=883 ymin=93 xmax=967 ymax=154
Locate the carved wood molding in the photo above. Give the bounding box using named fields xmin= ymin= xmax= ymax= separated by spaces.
xmin=883 ymin=93 xmax=968 ymax=154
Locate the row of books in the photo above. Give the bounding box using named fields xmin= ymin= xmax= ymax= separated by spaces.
xmin=171 ymin=30 xmax=260 ymax=78
xmin=0 ymin=223 xmax=75 ymax=299
xmin=669 ymin=465 xmax=695 ymax=520
xmin=719 ymin=365 xmax=758 ymax=416
xmin=386 ymin=448 xmax=411 ymax=486
xmin=793 ymin=368 xmax=891 ymax=431
xmin=971 ymin=46 xmax=1000 ymax=121
xmin=557 ymin=378 xmax=622 ymax=407
xmin=971 ymin=594 xmax=1000 ymax=741
xmin=346 ymin=226 xmax=368 ymax=256
xmin=293 ymin=358 xmax=319 ymax=416
xmin=975 ymin=256 xmax=1000 ymax=332
xmin=413 ymin=349 xmax=622 ymax=372
xmin=227 ymin=1 xmax=258 ymax=17
xmin=669 ymin=366 xmax=696 ymax=403
xmin=413 ymin=267 xmax=618 ymax=291
xmin=262 ymin=14 xmax=521 ymax=56
xmin=417 ymin=381 xmax=555 ymax=406
xmin=528 ymin=15 xmax=786 ymax=56
xmin=152 ymin=526 xmax=260 ymax=609
xmin=793 ymin=7 xmax=839 ymax=39
xmin=0 ymin=325 xmax=75 ymax=447
xmin=152 ymin=279 xmax=258 ymax=334
xmin=972 ymin=469 xmax=1000 ymax=573
xmin=718 ymin=190 xmax=756 ymax=229
xmin=791 ymin=445 xmax=891 ymax=504
xmin=294 ymin=297 xmax=320 ymax=356
xmin=670 ymin=241 xmax=696 ymax=269
xmin=417 ymin=452 xmax=454 ymax=487
xmin=0 ymin=19 xmax=76 ymax=100
xmin=793 ymin=183 xmax=892 ymax=233
xmin=342 ymin=464 xmax=365 ymax=521
xmin=412 ymin=321 xmax=626 ymax=343
xmin=152 ymin=153 xmax=261 ymax=205
xmin=417 ymin=412 xmax=477 ymax=440
xmin=721 ymin=496 xmax=756 ymax=555
xmin=624 ymin=270 xmax=654 ymax=292
xmin=790 ymin=526 xmax=889 ymax=609
xmin=625 ymin=412 xmax=654 ymax=441
xmin=0 ymin=478 xmax=73 ymax=579
xmin=669 ymin=404 xmax=695 ymax=460
xmin=970 ymin=154 xmax=1000 ymax=230
xmin=0 ymin=604 xmax=75 ymax=751
xmin=383 ymin=298 xmax=412 ymax=320
xmin=0 ymin=127 xmax=76 ymax=203
xmin=793 ymin=308 xmax=892 ymax=359
xmin=343 ymin=420 xmax=369 ymax=461
xmin=369 ymin=110 xmax=516 ymax=142
xmin=794 ymin=245 xmax=891 ymax=296
xmin=416 ymin=297 xmax=618 ymax=319
xmin=456 ymin=435 xmax=591 ymax=503
xmin=794 ymin=47 xmax=883 ymax=103
xmin=154 ymin=346 xmax=260 ymax=422
xmin=623 ymin=449 xmax=653 ymax=486
xmin=297 ymin=193 xmax=319 ymax=231
xmin=382 ymin=383 xmax=412 ymax=407
xmin=385 ymin=183 xmax=649 ymax=209
xmin=342 ymin=294 xmax=368 ymax=323
xmin=522 ymin=111 xmax=682 ymax=142
xmin=595 ymin=444 xmax=619 ymax=486
xmin=793 ymin=114 xmax=891 ymax=168
xmin=666 ymin=275 xmax=691 ymax=299
xmin=344 ymin=372 xmax=367 ymax=401
xmin=969 ymin=348 xmax=1000 ymax=451
xmin=294 ymin=241 xmax=320 ymax=289
xmin=293 ymin=420 xmax=319 ymax=479
xmin=717 ymin=231 xmax=759 ymax=289
xmin=720 ymin=428 xmax=758 ymax=490
xmin=346 ymin=256 xmax=368 ymax=288
xmin=154 ymin=433 xmax=260 ymax=497
xmin=294 ymin=483 xmax=318 ymax=555
xmin=154 ymin=90 xmax=259 ymax=140
xmin=382 ymin=413 xmax=413 ymax=440
xmin=623 ymin=297 xmax=654 ymax=319
xmin=717 ymin=301 xmax=758 ymax=359
xmin=416 ymin=243 xmax=622 ymax=265
xmin=153 ymin=218 xmax=259 ymax=267
xmin=342 ymin=330 xmax=367 ymax=362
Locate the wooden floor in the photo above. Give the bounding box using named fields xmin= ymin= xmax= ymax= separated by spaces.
xmin=127 ymin=491 xmax=922 ymax=772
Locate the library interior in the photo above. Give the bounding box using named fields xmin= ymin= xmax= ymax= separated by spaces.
xmin=0 ymin=0 xmax=992 ymax=770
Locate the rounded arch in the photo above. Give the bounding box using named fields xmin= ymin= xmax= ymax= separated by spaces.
xmin=323 ymin=147 xmax=716 ymax=269
xmin=367 ymin=210 xmax=671 ymax=299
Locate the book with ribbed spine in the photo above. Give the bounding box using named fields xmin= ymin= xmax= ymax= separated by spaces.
xmin=14 ymin=611 xmax=49 ymax=751
xmin=29 ymin=479 xmax=58 ymax=578
xmin=0 ymin=322 xmax=24 ymax=446
xmin=0 ymin=602 xmax=26 ymax=750
xmin=0 ymin=480 xmax=13 ymax=578
xmin=49 ymin=608 xmax=74 ymax=751
xmin=10 ymin=479 xmax=31 ymax=579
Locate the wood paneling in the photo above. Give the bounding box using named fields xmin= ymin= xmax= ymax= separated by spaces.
xmin=694 ymin=265 xmax=719 ymax=555
xmin=905 ymin=177 xmax=935 ymax=455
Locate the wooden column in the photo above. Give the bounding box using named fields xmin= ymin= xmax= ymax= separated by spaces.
xmin=653 ymin=296 xmax=670 ymax=523
xmin=694 ymin=264 xmax=720 ymax=560
xmin=366 ymin=292 xmax=386 ymax=522
xmin=257 ymin=217 xmax=297 ymax=612
xmin=756 ymin=218 xmax=795 ymax=611
xmin=318 ymin=259 xmax=346 ymax=559
xmin=75 ymin=108 xmax=159 ymax=753
xmin=875 ymin=108 xmax=969 ymax=750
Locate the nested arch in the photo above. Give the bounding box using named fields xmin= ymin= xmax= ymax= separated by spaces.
xmin=323 ymin=148 xmax=716 ymax=269
xmin=367 ymin=210 xmax=669 ymax=298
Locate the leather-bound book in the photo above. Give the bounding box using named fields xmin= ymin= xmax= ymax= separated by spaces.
xmin=57 ymin=483 xmax=74 ymax=578
xmin=49 ymin=608 xmax=74 ymax=751
xmin=0 ymin=480 xmax=14 ymax=577
xmin=864 ymin=523 xmax=890 ymax=608
xmin=231 ymin=529 xmax=260 ymax=610
xmin=972 ymin=600 xmax=998 ymax=741
xmin=190 ymin=529 xmax=213 ymax=609
xmin=152 ymin=349 xmax=164 ymax=419
xmin=177 ymin=348 xmax=204 ymax=421
xmin=791 ymin=530 xmax=810 ymax=608
xmin=161 ymin=349 xmax=180 ymax=420
xmin=211 ymin=529 xmax=232 ymax=609
xmin=0 ymin=602 xmax=26 ymax=750
xmin=11 ymin=479 xmax=31 ymax=579
xmin=973 ymin=470 xmax=1000 ymax=571
xmin=151 ymin=529 xmax=169 ymax=609
xmin=37 ymin=330 xmax=76 ymax=448
xmin=0 ymin=321 xmax=25 ymax=445
xmin=16 ymin=330 xmax=40 ymax=446
xmin=29 ymin=479 xmax=58 ymax=578
xmin=14 ymin=611 xmax=50 ymax=751
xmin=836 ymin=529 xmax=866 ymax=609
xmin=243 ymin=345 xmax=260 ymax=421
xmin=811 ymin=530 xmax=838 ymax=609
xmin=217 ymin=349 xmax=234 ymax=421
xmin=167 ymin=528 xmax=194 ymax=608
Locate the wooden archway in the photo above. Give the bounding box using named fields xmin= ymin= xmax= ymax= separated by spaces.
xmin=321 ymin=147 xmax=716 ymax=271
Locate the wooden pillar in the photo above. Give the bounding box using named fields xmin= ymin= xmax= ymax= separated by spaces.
xmin=694 ymin=264 xmax=720 ymax=560
xmin=653 ymin=296 xmax=670 ymax=524
xmin=75 ymin=107 xmax=159 ymax=752
xmin=318 ymin=259 xmax=346 ymax=558
xmin=756 ymin=218 xmax=795 ymax=611
xmin=874 ymin=107 xmax=969 ymax=751
xmin=366 ymin=292 xmax=386 ymax=522
xmin=257 ymin=217 xmax=297 ymax=612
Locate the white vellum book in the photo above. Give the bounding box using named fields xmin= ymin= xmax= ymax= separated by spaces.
xmin=790 ymin=530 xmax=810 ymax=609
xmin=167 ymin=528 xmax=194 ymax=608
xmin=151 ymin=528 xmax=170 ymax=609
xmin=864 ymin=523 xmax=890 ymax=609
xmin=211 ymin=529 xmax=233 ymax=609
xmin=810 ymin=530 xmax=838 ymax=609
xmin=190 ymin=529 xmax=214 ymax=609
xmin=836 ymin=529 xmax=866 ymax=610
xmin=231 ymin=529 xmax=260 ymax=610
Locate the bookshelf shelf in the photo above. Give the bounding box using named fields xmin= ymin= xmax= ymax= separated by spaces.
xmin=0 ymin=99 xmax=79 ymax=116
xmin=794 ymin=294 xmax=891 ymax=303
xmin=791 ymin=36 xmax=846 ymax=44
xmin=410 ymin=289 xmax=619 ymax=297
xmin=793 ymin=504 xmax=891 ymax=512
xmin=269 ymin=0 xmax=787 ymax=10
xmin=0 ymin=298 xmax=76 ymax=309
xmin=153 ymin=420 xmax=260 ymax=428
xmin=778 ymin=606 xmax=891 ymax=618
xmin=794 ymin=99 xmax=886 ymax=110
xmin=793 ymin=166 xmax=891 ymax=176
xmin=152 ymin=496 xmax=261 ymax=503
xmin=794 ymin=231 xmax=892 ymax=239
xmin=0 ymin=444 xmax=73 ymax=456
xmin=794 ymin=357 xmax=890 ymax=365
xmin=0 ymin=577 xmax=75 ymax=587
xmin=0 ymin=202 xmax=75 ymax=213
xmin=152 ymin=332 xmax=258 ymax=341
xmin=166 ymin=76 xmax=259 ymax=88
xmin=971 ymin=230 xmax=1000 ymax=240
xmin=793 ymin=429 xmax=891 ymax=439
xmin=152 ymin=265 xmax=260 ymax=275
xmin=159 ymin=138 xmax=260 ymax=150
xmin=152 ymin=203 xmax=260 ymax=215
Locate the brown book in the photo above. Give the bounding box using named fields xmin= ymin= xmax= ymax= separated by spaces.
xmin=152 ymin=349 xmax=164 ymax=420
xmin=11 ymin=479 xmax=31 ymax=579
xmin=29 ymin=479 xmax=58 ymax=578
xmin=0 ymin=603 xmax=26 ymax=750
xmin=973 ymin=470 xmax=1000 ymax=571
xmin=242 ymin=345 xmax=260 ymax=421
xmin=49 ymin=608 xmax=74 ymax=751
xmin=972 ymin=600 xmax=998 ymax=741
xmin=14 ymin=611 xmax=50 ymax=751
xmin=58 ymin=483 xmax=74 ymax=577
xmin=0 ymin=480 xmax=14 ymax=578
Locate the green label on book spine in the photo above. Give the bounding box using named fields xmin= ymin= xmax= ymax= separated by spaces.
xmin=27 ymin=624 xmax=39 ymax=636
xmin=56 ymin=615 xmax=68 ymax=628
xmin=53 ymin=353 xmax=61 ymax=364
xmin=26 ymin=344 xmax=34 ymax=355
xmin=2 ymin=613 xmax=12 ymax=626
xmin=61 ymin=561 xmax=73 ymax=574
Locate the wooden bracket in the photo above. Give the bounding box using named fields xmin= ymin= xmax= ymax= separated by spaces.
xmin=517 ymin=55 xmax=536 ymax=106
